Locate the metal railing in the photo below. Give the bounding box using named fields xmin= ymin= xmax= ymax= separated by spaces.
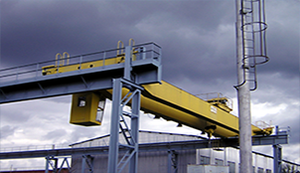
xmin=0 ymin=42 xmax=161 ymax=86
xmin=0 ymin=144 xmax=71 ymax=153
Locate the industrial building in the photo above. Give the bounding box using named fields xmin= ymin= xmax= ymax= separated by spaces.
xmin=0 ymin=129 xmax=299 ymax=172
xmin=68 ymin=130 xmax=299 ymax=173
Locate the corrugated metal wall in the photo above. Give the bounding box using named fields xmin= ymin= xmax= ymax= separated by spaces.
xmin=71 ymin=149 xmax=196 ymax=173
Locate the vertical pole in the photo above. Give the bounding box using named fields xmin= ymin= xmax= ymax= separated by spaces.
xmin=82 ymin=156 xmax=86 ymax=173
xmin=129 ymin=89 xmax=141 ymax=173
xmin=167 ymin=150 xmax=178 ymax=173
xmin=108 ymin=78 xmax=122 ymax=173
xmin=124 ymin=46 xmax=132 ymax=81
xmin=91 ymin=156 xmax=94 ymax=173
xmin=273 ymin=144 xmax=282 ymax=173
xmin=236 ymin=0 xmax=253 ymax=173
xmin=223 ymin=148 xmax=227 ymax=166
xmin=209 ymin=148 xmax=214 ymax=165
xmin=54 ymin=158 xmax=58 ymax=173
xmin=45 ymin=156 xmax=49 ymax=173
xmin=167 ymin=150 xmax=172 ymax=173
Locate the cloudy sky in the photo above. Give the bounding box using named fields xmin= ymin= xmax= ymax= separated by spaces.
xmin=0 ymin=0 xmax=299 ymax=170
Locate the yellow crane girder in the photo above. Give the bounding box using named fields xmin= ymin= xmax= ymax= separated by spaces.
xmin=43 ymin=43 xmax=270 ymax=138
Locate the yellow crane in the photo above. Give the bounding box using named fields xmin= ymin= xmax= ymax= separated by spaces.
xmin=42 ymin=40 xmax=272 ymax=138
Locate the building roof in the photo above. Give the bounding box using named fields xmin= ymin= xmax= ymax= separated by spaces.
xmin=70 ymin=130 xmax=206 ymax=147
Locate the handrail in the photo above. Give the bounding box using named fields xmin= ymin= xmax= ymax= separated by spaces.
xmin=117 ymin=40 xmax=124 ymax=55
xmin=0 ymin=42 xmax=161 ymax=84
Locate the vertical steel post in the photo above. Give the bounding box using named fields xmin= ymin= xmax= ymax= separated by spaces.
xmin=273 ymin=144 xmax=282 ymax=173
xmin=223 ymin=148 xmax=227 ymax=166
xmin=81 ymin=156 xmax=86 ymax=173
xmin=167 ymin=150 xmax=178 ymax=173
xmin=54 ymin=158 xmax=58 ymax=173
xmin=45 ymin=156 xmax=49 ymax=173
xmin=108 ymin=78 xmax=122 ymax=173
xmin=167 ymin=151 xmax=172 ymax=173
xmin=236 ymin=0 xmax=253 ymax=172
xmin=107 ymin=78 xmax=142 ymax=173
xmin=129 ymin=89 xmax=141 ymax=173
xmin=124 ymin=46 xmax=132 ymax=81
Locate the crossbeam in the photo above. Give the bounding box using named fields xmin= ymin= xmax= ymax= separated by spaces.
xmin=0 ymin=42 xmax=161 ymax=104
xmin=0 ymin=133 xmax=288 ymax=160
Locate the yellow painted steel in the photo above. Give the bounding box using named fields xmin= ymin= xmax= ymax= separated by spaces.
xmin=42 ymin=56 xmax=126 ymax=75
xmin=139 ymin=81 xmax=262 ymax=137
xmin=104 ymin=81 xmax=262 ymax=138
xmin=70 ymin=92 xmax=101 ymax=126
xmin=42 ymin=50 xmax=138 ymax=76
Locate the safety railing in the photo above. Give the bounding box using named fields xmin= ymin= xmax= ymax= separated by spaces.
xmin=0 ymin=144 xmax=71 ymax=153
xmin=0 ymin=42 xmax=161 ymax=85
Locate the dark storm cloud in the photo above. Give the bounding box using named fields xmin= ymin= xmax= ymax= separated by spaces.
xmin=1 ymin=0 xmax=298 ymax=84
xmin=1 ymin=1 xmax=108 ymax=65
xmin=1 ymin=0 xmax=236 ymax=83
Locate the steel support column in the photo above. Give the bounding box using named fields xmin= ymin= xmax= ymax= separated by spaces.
xmin=273 ymin=144 xmax=282 ymax=173
xmin=107 ymin=78 xmax=143 ymax=173
xmin=167 ymin=150 xmax=178 ymax=173
xmin=107 ymin=79 xmax=122 ymax=173
xmin=82 ymin=155 xmax=94 ymax=173
xmin=129 ymin=84 xmax=141 ymax=173
xmin=45 ymin=156 xmax=58 ymax=173
xmin=45 ymin=156 xmax=71 ymax=173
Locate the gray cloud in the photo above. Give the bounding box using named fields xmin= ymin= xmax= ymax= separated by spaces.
xmin=42 ymin=129 xmax=67 ymax=141
xmin=0 ymin=125 xmax=17 ymax=139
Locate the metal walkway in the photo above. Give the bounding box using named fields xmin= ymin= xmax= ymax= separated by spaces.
xmin=0 ymin=42 xmax=162 ymax=104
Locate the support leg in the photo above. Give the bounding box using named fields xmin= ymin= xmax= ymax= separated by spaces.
xmin=45 ymin=156 xmax=49 ymax=173
xmin=129 ymin=89 xmax=141 ymax=173
xmin=167 ymin=150 xmax=178 ymax=173
xmin=82 ymin=156 xmax=86 ymax=173
xmin=107 ymin=78 xmax=142 ymax=173
xmin=273 ymin=144 xmax=282 ymax=173
xmin=107 ymin=78 xmax=122 ymax=173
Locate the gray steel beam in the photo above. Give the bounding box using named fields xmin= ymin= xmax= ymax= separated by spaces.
xmin=0 ymin=134 xmax=288 ymax=160
xmin=0 ymin=42 xmax=161 ymax=104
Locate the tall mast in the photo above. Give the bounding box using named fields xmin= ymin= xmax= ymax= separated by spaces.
xmin=235 ymin=0 xmax=269 ymax=172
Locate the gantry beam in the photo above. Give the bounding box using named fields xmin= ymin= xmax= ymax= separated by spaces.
xmin=0 ymin=42 xmax=162 ymax=104
xmin=104 ymin=80 xmax=265 ymax=138
xmin=0 ymin=133 xmax=288 ymax=160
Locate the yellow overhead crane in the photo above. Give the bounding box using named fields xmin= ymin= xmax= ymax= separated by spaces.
xmin=42 ymin=40 xmax=272 ymax=138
